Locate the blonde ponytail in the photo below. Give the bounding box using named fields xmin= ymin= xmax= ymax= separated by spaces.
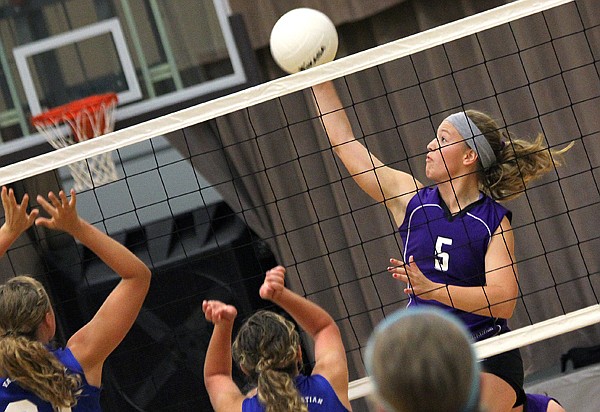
xmin=233 ymin=311 xmax=308 ymax=412
xmin=0 ymin=276 xmax=81 ymax=408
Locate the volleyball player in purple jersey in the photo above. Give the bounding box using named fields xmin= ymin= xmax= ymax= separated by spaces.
xmin=311 ymin=81 xmax=571 ymax=412
xmin=0 ymin=188 xmax=151 ymax=411
xmin=524 ymin=394 xmax=565 ymax=412
xmin=203 ymin=265 xmax=352 ymax=412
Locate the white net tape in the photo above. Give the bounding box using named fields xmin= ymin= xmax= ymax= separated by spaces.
xmin=348 ymin=304 xmax=600 ymax=400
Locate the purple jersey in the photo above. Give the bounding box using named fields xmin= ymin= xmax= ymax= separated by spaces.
xmin=242 ymin=374 xmax=349 ymax=412
xmin=525 ymin=393 xmax=559 ymax=412
xmin=0 ymin=347 xmax=101 ymax=412
xmin=399 ymin=186 xmax=512 ymax=340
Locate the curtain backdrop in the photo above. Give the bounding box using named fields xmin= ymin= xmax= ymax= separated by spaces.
xmin=228 ymin=0 xmax=509 ymax=51
xmin=229 ymin=0 xmax=407 ymax=50
xmin=167 ymin=0 xmax=600 ymax=388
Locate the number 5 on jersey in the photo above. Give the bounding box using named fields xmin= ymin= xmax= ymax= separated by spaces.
xmin=434 ymin=236 xmax=452 ymax=272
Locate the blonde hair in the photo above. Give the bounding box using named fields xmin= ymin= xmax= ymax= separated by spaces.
xmin=0 ymin=276 xmax=81 ymax=409
xmin=232 ymin=310 xmax=307 ymax=412
xmin=466 ymin=109 xmax=573 ymax=201
xmin=366 ymin=309 xmax=480 ymax=412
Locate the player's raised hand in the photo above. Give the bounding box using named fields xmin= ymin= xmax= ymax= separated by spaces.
xmin=0 ymin=186 xmax=38 ymax=237
xmin=202 ymin=300 xmax=237 ymax=325
xmin=259 ymin=265 xmax=286 ymax=301
xmin=35 ymin=189 xmax=82 ymax=234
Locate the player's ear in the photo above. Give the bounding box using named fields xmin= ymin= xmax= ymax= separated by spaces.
xmin=463 ymin=146 xmax=478 ymax=167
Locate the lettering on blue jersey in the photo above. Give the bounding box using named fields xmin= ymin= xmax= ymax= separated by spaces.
xmin=2 ymin=378 xmax=11 ymax=388
xmin=302 ymin=395 xmax=324 ymax=405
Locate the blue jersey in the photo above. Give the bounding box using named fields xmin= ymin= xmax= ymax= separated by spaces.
xmin=0 ymin=347 xmax=101 ymax=412
xmin=399 ymin=186 xmax=512 ymax=340
xmin=242 ymin=374 xmax=349 ymax=412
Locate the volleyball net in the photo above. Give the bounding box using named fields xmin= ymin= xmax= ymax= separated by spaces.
xmin=1 ymin=0 xmax=599 ymax=408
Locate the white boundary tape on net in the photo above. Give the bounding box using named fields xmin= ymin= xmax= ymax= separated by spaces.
xmin=349 ymin=304 xmax=600 ymax=401
xmin=0 ymin=0 xmax=574 ymax=187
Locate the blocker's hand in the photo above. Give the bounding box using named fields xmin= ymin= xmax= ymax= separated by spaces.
xmin=259 ymin=265 xmax=286 ymax=301
xmin=0 ymin=186 xmax=38 ymax=237
xmin=202 ymin=300 xmax=237 ymax=325
xmin=35 ymin=189 xmax=82 ymax=235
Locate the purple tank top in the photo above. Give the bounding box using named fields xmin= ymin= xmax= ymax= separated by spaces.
xmin=526 ymin=393 xmax=559 ymax=412
xmin=399 ymin=186 xmax=512 ymax=340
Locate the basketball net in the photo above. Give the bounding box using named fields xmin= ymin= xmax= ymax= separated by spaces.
xmin=31 ymin=93 xmax=119 ymax=191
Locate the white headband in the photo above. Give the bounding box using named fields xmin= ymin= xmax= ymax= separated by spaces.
xmin=445 ymin=112 xmax=496 ymax=169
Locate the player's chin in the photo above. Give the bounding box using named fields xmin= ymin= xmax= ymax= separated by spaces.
xmin=424 ymin=164 xmax=435 ymax=180
xmin=425 ymin=168 xmax=449 ymax=183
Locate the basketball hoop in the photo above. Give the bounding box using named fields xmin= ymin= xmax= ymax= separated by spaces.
xmin=31 ymin=93 xmax=119 ymax=191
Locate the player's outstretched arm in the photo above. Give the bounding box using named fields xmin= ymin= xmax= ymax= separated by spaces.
xmin=35 ymin=189 xmax=151 ymax=386
xmin=202 ymin=300 xmax=245 ymax=412
xmin=0 ymin=186 xmax=38 ymax=257
xmin=260 ymin=265 xmax=352 ymax=411
xmin=312 ymin=81 xmax=421 ymax=226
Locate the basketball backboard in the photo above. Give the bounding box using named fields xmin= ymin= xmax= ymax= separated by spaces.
xmin=13 ymin=18 xmax=141 ymax=117
xmin=0 ymin=0 xmax=251 ymax=148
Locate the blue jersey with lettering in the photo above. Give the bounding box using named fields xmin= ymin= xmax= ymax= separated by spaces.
xmin=242 ymin=374 xmax=349 ymax=412
xmin=399 ymin=186 xmax=512 ymax=340
xmin=0 ymin=347 xmax=101 ymax=412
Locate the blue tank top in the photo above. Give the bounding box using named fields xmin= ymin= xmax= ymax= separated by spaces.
xmin=0 ymin=347 xmax=101 ymax=412
xmin=399 ymin=186 xmax=512 ymax=340
xmin=242 ymin=374 xmax=349 ymax=412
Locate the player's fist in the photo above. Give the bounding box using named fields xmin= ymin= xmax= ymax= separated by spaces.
xmin=259 ymin=266 xmax=286 ymax=301
xmin=202 ymin=300 xmax=237 ymax=324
